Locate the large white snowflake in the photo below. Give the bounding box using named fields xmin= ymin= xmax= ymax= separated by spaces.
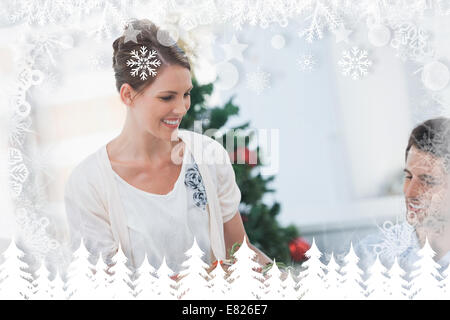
xmin=246 ymin=67 xmax=271 ymax=95
xmin=390 ymin=22 xmax=434 ymax=63
xmin=338 ymin=46 xmax=372 ymax=80
xmin=126 ymin=46 xmax=162 ymax=81
xmin=371 ymin=220 xmax=418 ymax=265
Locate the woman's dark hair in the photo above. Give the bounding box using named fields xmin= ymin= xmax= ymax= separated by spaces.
xmin=112 ymin=19 xmax=191 ymax=94
xmin=405 ymin=117 xmax=450 ymax=169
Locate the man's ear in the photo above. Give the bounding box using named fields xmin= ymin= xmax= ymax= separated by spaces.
xmin=120 ymin=83 xmax=134 ymax=106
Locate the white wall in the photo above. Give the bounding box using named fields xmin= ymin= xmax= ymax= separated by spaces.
xmin=213 ymin=21 xmax=412 ymax=228
xmin=330 ymin=26 xmax=412 ymax=200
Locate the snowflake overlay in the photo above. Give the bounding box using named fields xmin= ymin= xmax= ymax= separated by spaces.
xmin=338 ymin=46 xmax=372 ymax=80
xmin=126 ymin=46 xmax=162 ymax=80
xmin=8 ymin=147 xmax=29 ymax=198
xmin=390 ymin=22 xmax=434 ymax=62
xmin=246 ymin=67 xmax=271 ymax=95
xmin=297 ymin=53 xmax=317 ymax=72
xmin=220 ymin=0 xmax=295 ymax=30
xmin=15 ymin=208 xmax=60 ymax=261
xmin=372 ymin=221 xmax=418 ymax=264
xmin=88 ymin=54 xmax=105 ymax=71
xmin=298 ymin=1 xmax=342 ymax=43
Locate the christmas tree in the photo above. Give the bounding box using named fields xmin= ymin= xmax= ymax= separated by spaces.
xmin=91 ymin=254 xmax=111 ymax=300
xmin=227 ymin=236 xmax=265 ymax=299
xmin=281 ymin=269 xmax=299 ymax=300
xmin=409 ymin=238 xmax=442 ymax=300
xmin=65 ymin=240 xmax=95 ymax=300
xmin=385 ymin=257 xmax=409 ymax=299
xmin=177 ymin=238 xmax=211 ymax=299
xmin=441 ymin=262 xmax=450 ymax=299
xmin=364 ymin=254 xmax=389 ymax=299
xmin=262 ymin=259 xmax=284 ymax=299
xmin=108 ymin=246 xmax=134 ymax=300
xmin=31 ymin=261 xmax=52 ymax=300
xmin=322 ymin=253 xmax=343 ymax=300
xmin=0 ymin=240 xmax=33 ymax=300
xmin=153 ymin=257 xmax=178 ymax=300
xmin=180 ymin=79 xmax=300 ymax=263
xmin=208 ymin=262 xmax=230 ymax=299
xmin=340 ymin=242 xmax=365 ymax=299
xmin=135 ymin=253 xmax=158 ymax=300
xmin=49 ymin=270 xmax=67 ymax=300
xmin=296 ymin=238 xmax=327 ymax=299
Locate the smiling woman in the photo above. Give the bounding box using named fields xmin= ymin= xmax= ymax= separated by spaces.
xmin=63 ymin=19 xmax=272 ymax=274
xmin=111 ymin=19 xmax=192 ymax=142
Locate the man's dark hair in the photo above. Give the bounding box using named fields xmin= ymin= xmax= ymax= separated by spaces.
xmin=406 ymin=117 xmax=450 ymax=170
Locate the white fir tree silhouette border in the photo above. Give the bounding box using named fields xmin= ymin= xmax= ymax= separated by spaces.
xmin=1 ymin=237 xmax=449 ymax=299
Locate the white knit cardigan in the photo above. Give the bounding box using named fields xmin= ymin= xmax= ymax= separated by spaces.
xmin=64 ymin=129 xmax=241 ymax=268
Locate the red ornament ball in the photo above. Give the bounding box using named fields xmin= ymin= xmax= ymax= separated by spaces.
xmin=289 ymin=237 xmax=311 ymax=262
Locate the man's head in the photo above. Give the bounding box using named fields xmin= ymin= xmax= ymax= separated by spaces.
xmin=404 ymin=117 xmax=450 ymax=232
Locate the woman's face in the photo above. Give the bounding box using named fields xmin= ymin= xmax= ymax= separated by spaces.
xmin=127 ymin=64 xmax=193 ymax=141
xmin=404 ymin=146 xmax=450 ymax=232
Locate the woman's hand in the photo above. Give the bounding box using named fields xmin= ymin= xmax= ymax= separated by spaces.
xmin=223 ymin=212 xmax=273 ymax=266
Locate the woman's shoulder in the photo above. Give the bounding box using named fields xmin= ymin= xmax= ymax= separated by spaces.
xmin=65 ymin=145 xmax=105 ymax=189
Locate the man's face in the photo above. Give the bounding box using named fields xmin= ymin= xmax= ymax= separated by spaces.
xmin=404 ymin=146 xmax=450 ymax=233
